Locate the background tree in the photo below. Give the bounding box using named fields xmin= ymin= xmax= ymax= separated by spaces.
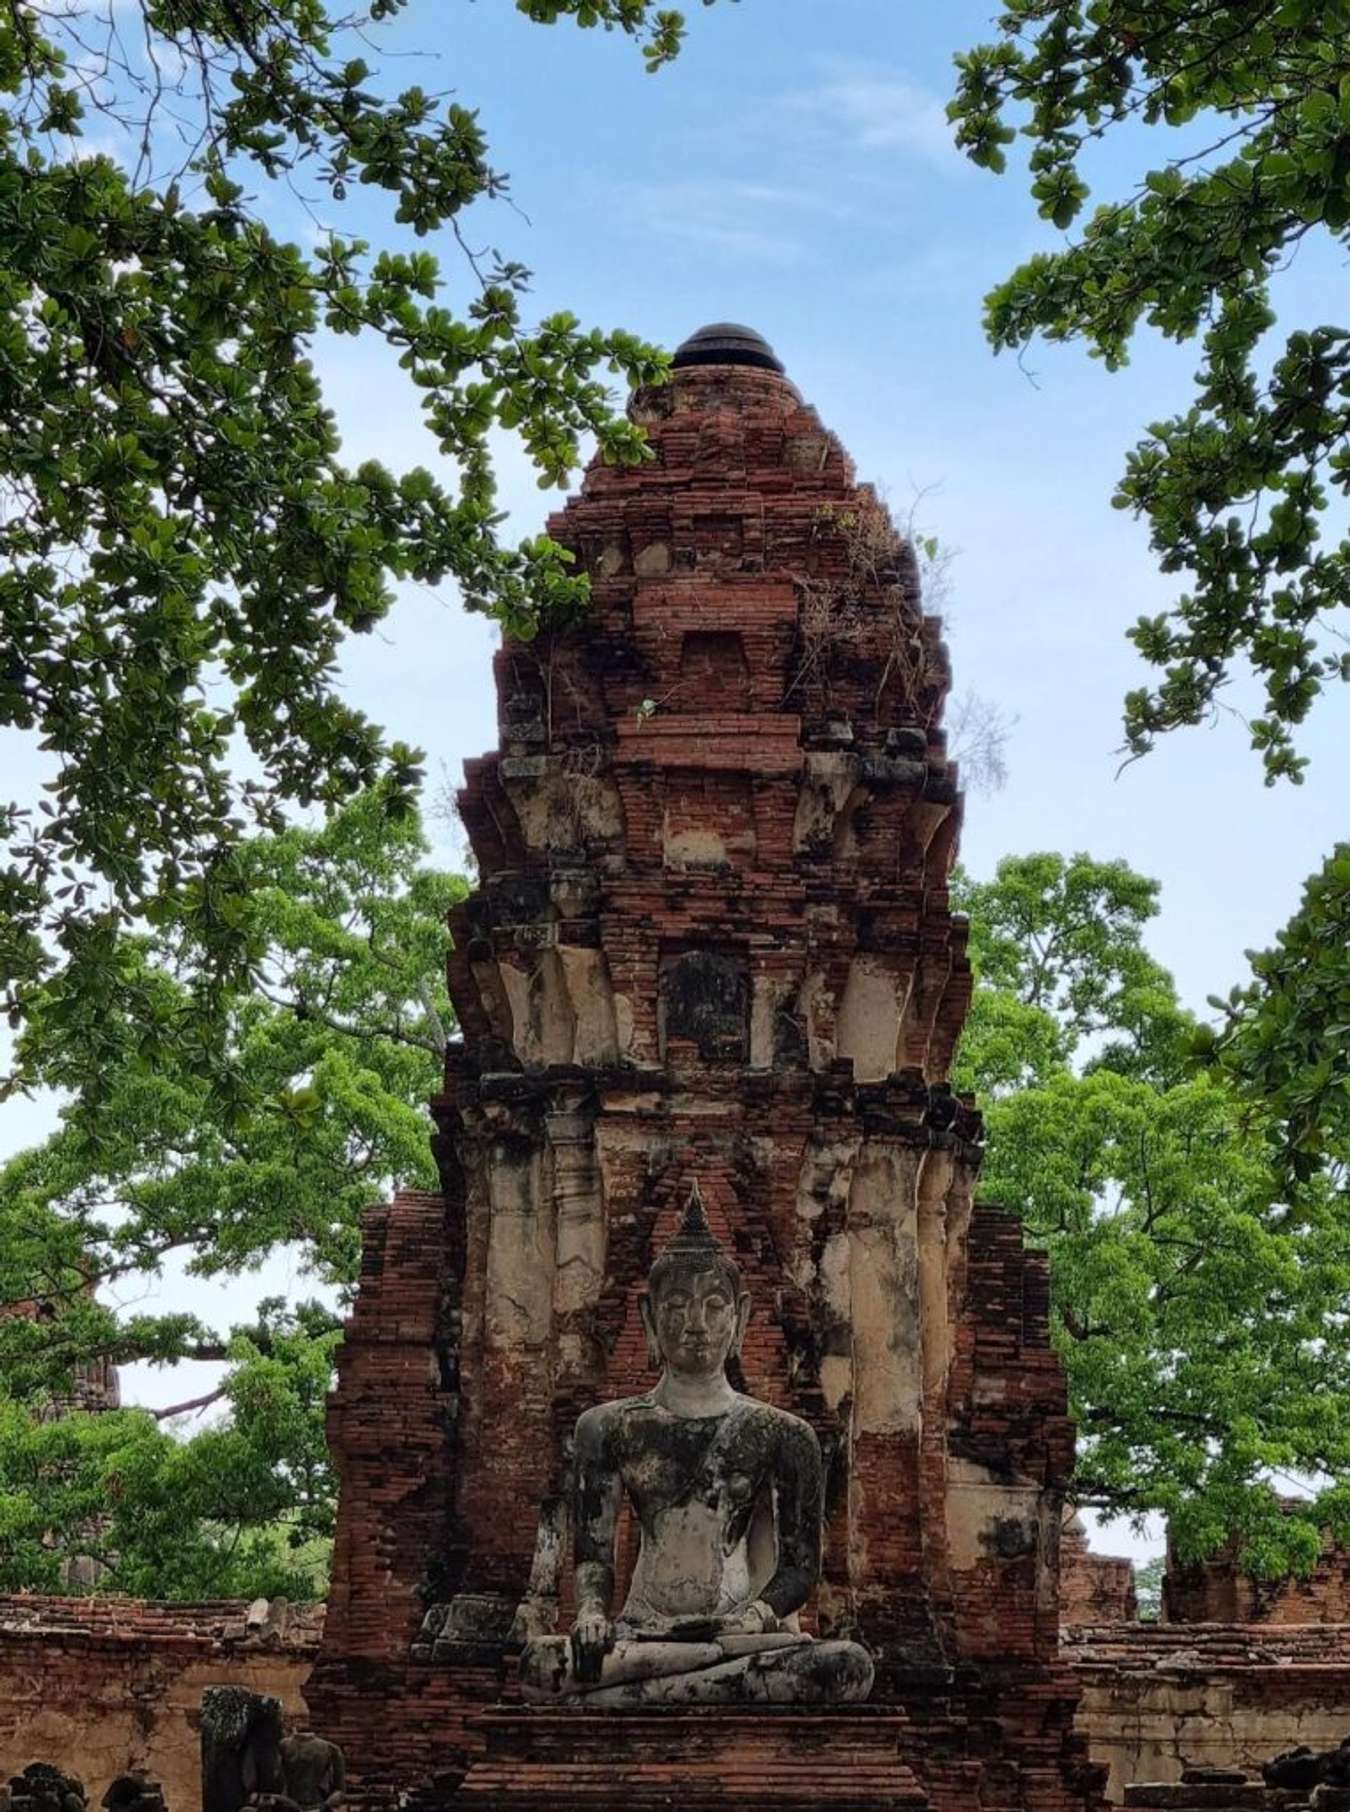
xmin=0 ymin=787 xmax=460 ymax=1594
xmin=0 ymin=0 xmax=712 ymax=1109
xmin=3 ymin=785 xmax=460 ymax=1397
xmin=949 ymin=0 xmax=1350 ymax=785
xmin=955 ymin=852 xmax=1350 ymax=1578
xmin=1133 ymin=1554 xmax=1165 ymax=1621
xmin=1207 ymin=844 xmax=1350 ymax=1187
xmin=948 ymin=3 xmax=1350 ymax=1184
xmin=0 ymin=1301 xmax=339 ymax=1598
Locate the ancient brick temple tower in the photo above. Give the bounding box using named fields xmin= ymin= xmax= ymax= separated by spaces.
xmin=307 ymin=325 xmax=1102 ymax=1811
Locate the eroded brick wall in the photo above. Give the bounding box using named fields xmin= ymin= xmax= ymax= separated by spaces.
xmin=1066 ymin=1624 xmax=1350 ymax=1802
xmin=1061 ymin=1520 xmax=1138 ymax=1628
xmin=1165 ymin=1523 xmax=1350 ymax=1625
xmin=0 ymin=1597 xmax=323 ymax=1812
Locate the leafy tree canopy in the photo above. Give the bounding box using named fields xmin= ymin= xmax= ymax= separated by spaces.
xmin=0 ymin=0 xmax=712 ymax=1105
xmin=1206 ymin=842 xmax=1350 ymax=1187
xmin=1 ymin=786 xmax=457 ymax=1593
xmin=955 ymin=851 xmax=1350 ymax=1577
xmin=949 ymin=0 xmax=1350 ymax=786
xmin=949 ymin=2 xmax=1350 ymax=1273
xmin=1133 ymin=1552 xmax=1165 ymax=1620
xmin=0 ymin=1300 xmax=340 ymax=1598
xmin=1 ymin=785 xmax=458 ymax=1403
xmin=955 ymin=850 xmax=1192 ymax=1092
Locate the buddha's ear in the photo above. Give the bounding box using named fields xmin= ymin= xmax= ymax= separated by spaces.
xmin=732 ymin=1291 xmax=752 ymax=1358
xmin=638 ymin=1292 xmax=662 ymax=1371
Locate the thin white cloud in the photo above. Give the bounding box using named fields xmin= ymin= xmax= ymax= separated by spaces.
xmin=781 ymin=60 xmax=960 ymax=168
xmin=610 ymin=178 xmax=832 ymax=266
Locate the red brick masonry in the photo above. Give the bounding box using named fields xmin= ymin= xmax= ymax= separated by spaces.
xmin=307 ymin=336 xmax=1104 ymax=1812
xmin=1062 ymin=1520 xmax=1139 ymax=1628
xmin=0 ymin=1596 xmax=323 ymax=1812
xmin=1164 ymin=1510 xmax=1350 ymax=1625
xmin=1066 ymin=1623 xmax=1350 ymax=1800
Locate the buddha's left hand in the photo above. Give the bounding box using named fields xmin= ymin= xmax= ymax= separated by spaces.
xmin=640 ymin=1603 xmax=780 ymax=1641
xmin=716 ymin=1601 xmax=781 ymax=1637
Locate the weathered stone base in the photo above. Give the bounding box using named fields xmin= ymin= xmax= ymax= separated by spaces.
xmin=1116 ymin=1776 xmax=1350 ymax=1812
xmin=1066 ymin=1624 xmax=1350 ymax=1802
xmin=455 ymin=1708 xmax=928 ymax=1810
xmin=300 ymin=1659 xmax=1101 ymax=1812
xmin=0 ymin=1595 xmax=323 ymax=1812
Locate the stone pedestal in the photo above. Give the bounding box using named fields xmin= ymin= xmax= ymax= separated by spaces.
xmin=457 ymin=1708 xmax=927 ymax=1810
xmin=1124 ymin=1786 xmax=1267 ymax=1811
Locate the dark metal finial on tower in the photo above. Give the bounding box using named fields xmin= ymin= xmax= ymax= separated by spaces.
xmin=672 ymin=323 xmax=785 ymax=375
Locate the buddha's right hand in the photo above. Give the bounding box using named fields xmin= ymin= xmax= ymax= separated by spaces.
xmin=570 ymin=1610 xmax=615 ymax=1684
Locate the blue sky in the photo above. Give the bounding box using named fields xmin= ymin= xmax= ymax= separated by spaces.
xmin=308 ymin=0 xmax=1345 ymax=1011
xmin=4 ymin=0 xmax=1347 ymax=1554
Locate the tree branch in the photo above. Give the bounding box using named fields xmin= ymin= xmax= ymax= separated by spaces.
xmin=150 ymin=1386 xmax=227 ymax=1421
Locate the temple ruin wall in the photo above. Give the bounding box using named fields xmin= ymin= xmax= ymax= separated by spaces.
xmin=1060 ymin=1526 xmax=1137 ymax=1628
xmin=1066 ymin=1624 xmax=1350 ymax=1802
xmin=10 ymin=1598 xmax=1350 ymax=1805
xmin=0 ymin=1597 xmax=323 ymax=1812
xmin=1164 ymin=1525 xmax=1350 ymax=1624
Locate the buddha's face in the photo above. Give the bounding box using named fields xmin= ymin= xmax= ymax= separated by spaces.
xmin=643 ymin=1262 xmax=749 ymax=1382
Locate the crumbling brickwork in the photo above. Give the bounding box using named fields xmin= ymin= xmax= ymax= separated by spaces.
xmin=1164 ymin=1514 xmax=1350 ymax=1625
xmin=1061 ymin=1518 xmax=1139 ymax=1629
xmin=1065 ymin=1624 xmax=1350 ymax=1802
xmin=0 ymin=1597 xmax=322 ymax=1812
xmin=308 ymin=325 xmax=1101 ymax=1811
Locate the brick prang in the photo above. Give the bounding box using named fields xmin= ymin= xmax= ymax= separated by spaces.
xmin=308 ymin=340 xmax=1103 ymax=1812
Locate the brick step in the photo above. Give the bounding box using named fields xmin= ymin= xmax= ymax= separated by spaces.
xmin=456 ymin=1709 xmax=927 ymax=1810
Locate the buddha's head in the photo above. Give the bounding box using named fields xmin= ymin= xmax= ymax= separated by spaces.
xmin=640 ymin=1186 xmax=750 ymax=1383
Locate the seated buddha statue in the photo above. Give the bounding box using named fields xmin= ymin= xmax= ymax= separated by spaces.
xmin=520 ymin=1187 xmax=874 ymax=1706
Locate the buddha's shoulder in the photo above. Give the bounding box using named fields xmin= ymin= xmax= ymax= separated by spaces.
xmin=574 ymin=1393 xmax=660 ymax=1441
xmin=729 ymin=1396 xmax=821 ymax=1456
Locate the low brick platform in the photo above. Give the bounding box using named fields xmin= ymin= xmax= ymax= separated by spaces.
xmin=456 ymin=1708 xmax=928 ymax=1810
xmin=1066 ymin=1624 xmax=1350 ymax=1801
xmin=0 ymin=1595 xmax=323 ymax=1812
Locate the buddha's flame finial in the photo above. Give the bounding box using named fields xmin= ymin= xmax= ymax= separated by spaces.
xmin=661 ymin=1181 xmax=722 ymax=1262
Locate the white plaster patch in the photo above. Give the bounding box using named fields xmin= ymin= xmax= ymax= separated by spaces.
xmin=945 ymin=1457 xmax=1044 ymax=1573
xmin=836 ymin=957 xmax=902 ymax=1083
xmin=846 ymin=1142 xmax=920 ymax=1433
